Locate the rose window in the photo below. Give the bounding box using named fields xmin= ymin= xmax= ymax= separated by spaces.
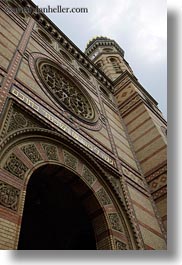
xmin=36 ymin=60 xmax=96 ymax=122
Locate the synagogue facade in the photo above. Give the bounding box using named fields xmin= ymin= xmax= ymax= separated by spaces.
xmin=0 ymin=0 xmax=167 ymax=250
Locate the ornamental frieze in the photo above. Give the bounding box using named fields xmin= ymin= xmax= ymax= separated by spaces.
xmin=10 ymin=87 xmax=115 ymax=167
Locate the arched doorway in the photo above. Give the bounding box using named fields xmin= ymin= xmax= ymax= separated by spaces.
xmin=0 ymin=133 xmax=135 ymax=250
xmin=18 ymin=164 xmax=97 ymax=250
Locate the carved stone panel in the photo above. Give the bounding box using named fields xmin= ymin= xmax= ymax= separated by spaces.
xmin=3 ymin=153 xmax=28 ymax=180
xmin=7 ymin=108 xmax=39 ymax=134
xmin=42 ymin=144 xmax=58 ymax=161
xmin=96 ymin=187 xmax=111 ymax=206
xmin=115 ymin=240 xmax=127 ymax=250
xmin=63 ymin=150 xmax=77 ymax=170
xmin=21 ymin=144 xmax=42 ymax=164
xmin=0 ymin=181 xmax=20 ymax=211
xmin=108 ymin=213 xmax=123 ymax=232
xmin=82 ymin=166 xmax=96 ymax=186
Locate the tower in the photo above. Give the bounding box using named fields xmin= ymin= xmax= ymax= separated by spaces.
xmin=85 ymin=36 xmax=133 ymax=81
xmin=85 ymin=37 xmax=167 ymax=231
xmin=0 ymin=0 xmax=167 ymax=250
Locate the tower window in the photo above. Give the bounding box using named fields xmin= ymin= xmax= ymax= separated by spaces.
xmin=96 ymin=63 xmax=102 ymax=69
xmin=96 ymin=60 xmax=103 ymax=70
xmin=109 ymin=57 xmax=122 ymax=73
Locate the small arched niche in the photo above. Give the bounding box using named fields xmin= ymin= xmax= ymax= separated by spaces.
xmin=79 ymin=68 xmax=90 ymax=79
xmin=38 ymin=29 xmax=53 ymax=44
xmin=59 ymin=49 xmax=72 ymax=62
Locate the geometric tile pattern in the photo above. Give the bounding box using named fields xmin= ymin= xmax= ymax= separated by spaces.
xmin=149 ymin=174 xmax=167 ymax=193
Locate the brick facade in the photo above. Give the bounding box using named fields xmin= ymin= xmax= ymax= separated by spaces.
xmin=0 ymin=0 xmax=167 ymax=249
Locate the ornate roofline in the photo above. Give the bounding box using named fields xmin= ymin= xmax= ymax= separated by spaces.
xmin=13 ymin=0 xmax=113 ymax=91
xmin=85 ymin=36 xmax=125 ymax=57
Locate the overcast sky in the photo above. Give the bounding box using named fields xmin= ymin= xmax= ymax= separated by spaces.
xmin=33 ymin=0 xmax=167 ymax=118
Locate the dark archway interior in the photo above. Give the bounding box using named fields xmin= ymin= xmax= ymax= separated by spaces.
xmin=18 ymin=165 xmax=96 ymax=250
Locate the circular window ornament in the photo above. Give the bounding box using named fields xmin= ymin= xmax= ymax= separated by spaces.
xmin=36 ymin=59 xmax=97 ymax=123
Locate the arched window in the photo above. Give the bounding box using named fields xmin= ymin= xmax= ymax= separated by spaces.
xmin=96 ymin=63 xmax=102 ymax=69
xmin=109 ymin=57 xmax=122 ymax=73
xmin=96 ymin=60 xmax=103 ymax=70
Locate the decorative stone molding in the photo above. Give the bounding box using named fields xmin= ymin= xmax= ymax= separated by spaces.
xmin=122 ymin=167 xmax=145 ymax=189
xmin=107 ymin=175 xmax=119 ymax=192
xmin=146 ymin=164 xmax=167 ymax=183
xmin=152 ymin=186 xmax=167 ymax=200
xmin=120 ymin=179 xmax=145 ymax=249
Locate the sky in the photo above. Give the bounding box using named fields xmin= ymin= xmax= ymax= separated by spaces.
xmin=32 ymin=0 xmax=167 ymax=118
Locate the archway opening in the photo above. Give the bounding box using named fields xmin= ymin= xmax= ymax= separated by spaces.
xmin=18 ymin=164 xmax=97 ymax=250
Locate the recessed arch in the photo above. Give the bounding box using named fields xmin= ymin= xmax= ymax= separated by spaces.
xmin=59 ymin=49 xmax=72 ymax=62
xmin=108 ymin=57 xmax=122 ymax=73
xmin=37 ymin=29 xmax=52 ymax=44
xmin=79 ymin=68 xmax=90 ymax=80
xmin=0 ymin=126 xmax=137 ymax=249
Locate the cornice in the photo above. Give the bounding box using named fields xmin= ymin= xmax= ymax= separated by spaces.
xmin=85 ymin=37 xmax=125 ymax=57
xmin=12 ymin=0 xmax=114 ymax=91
